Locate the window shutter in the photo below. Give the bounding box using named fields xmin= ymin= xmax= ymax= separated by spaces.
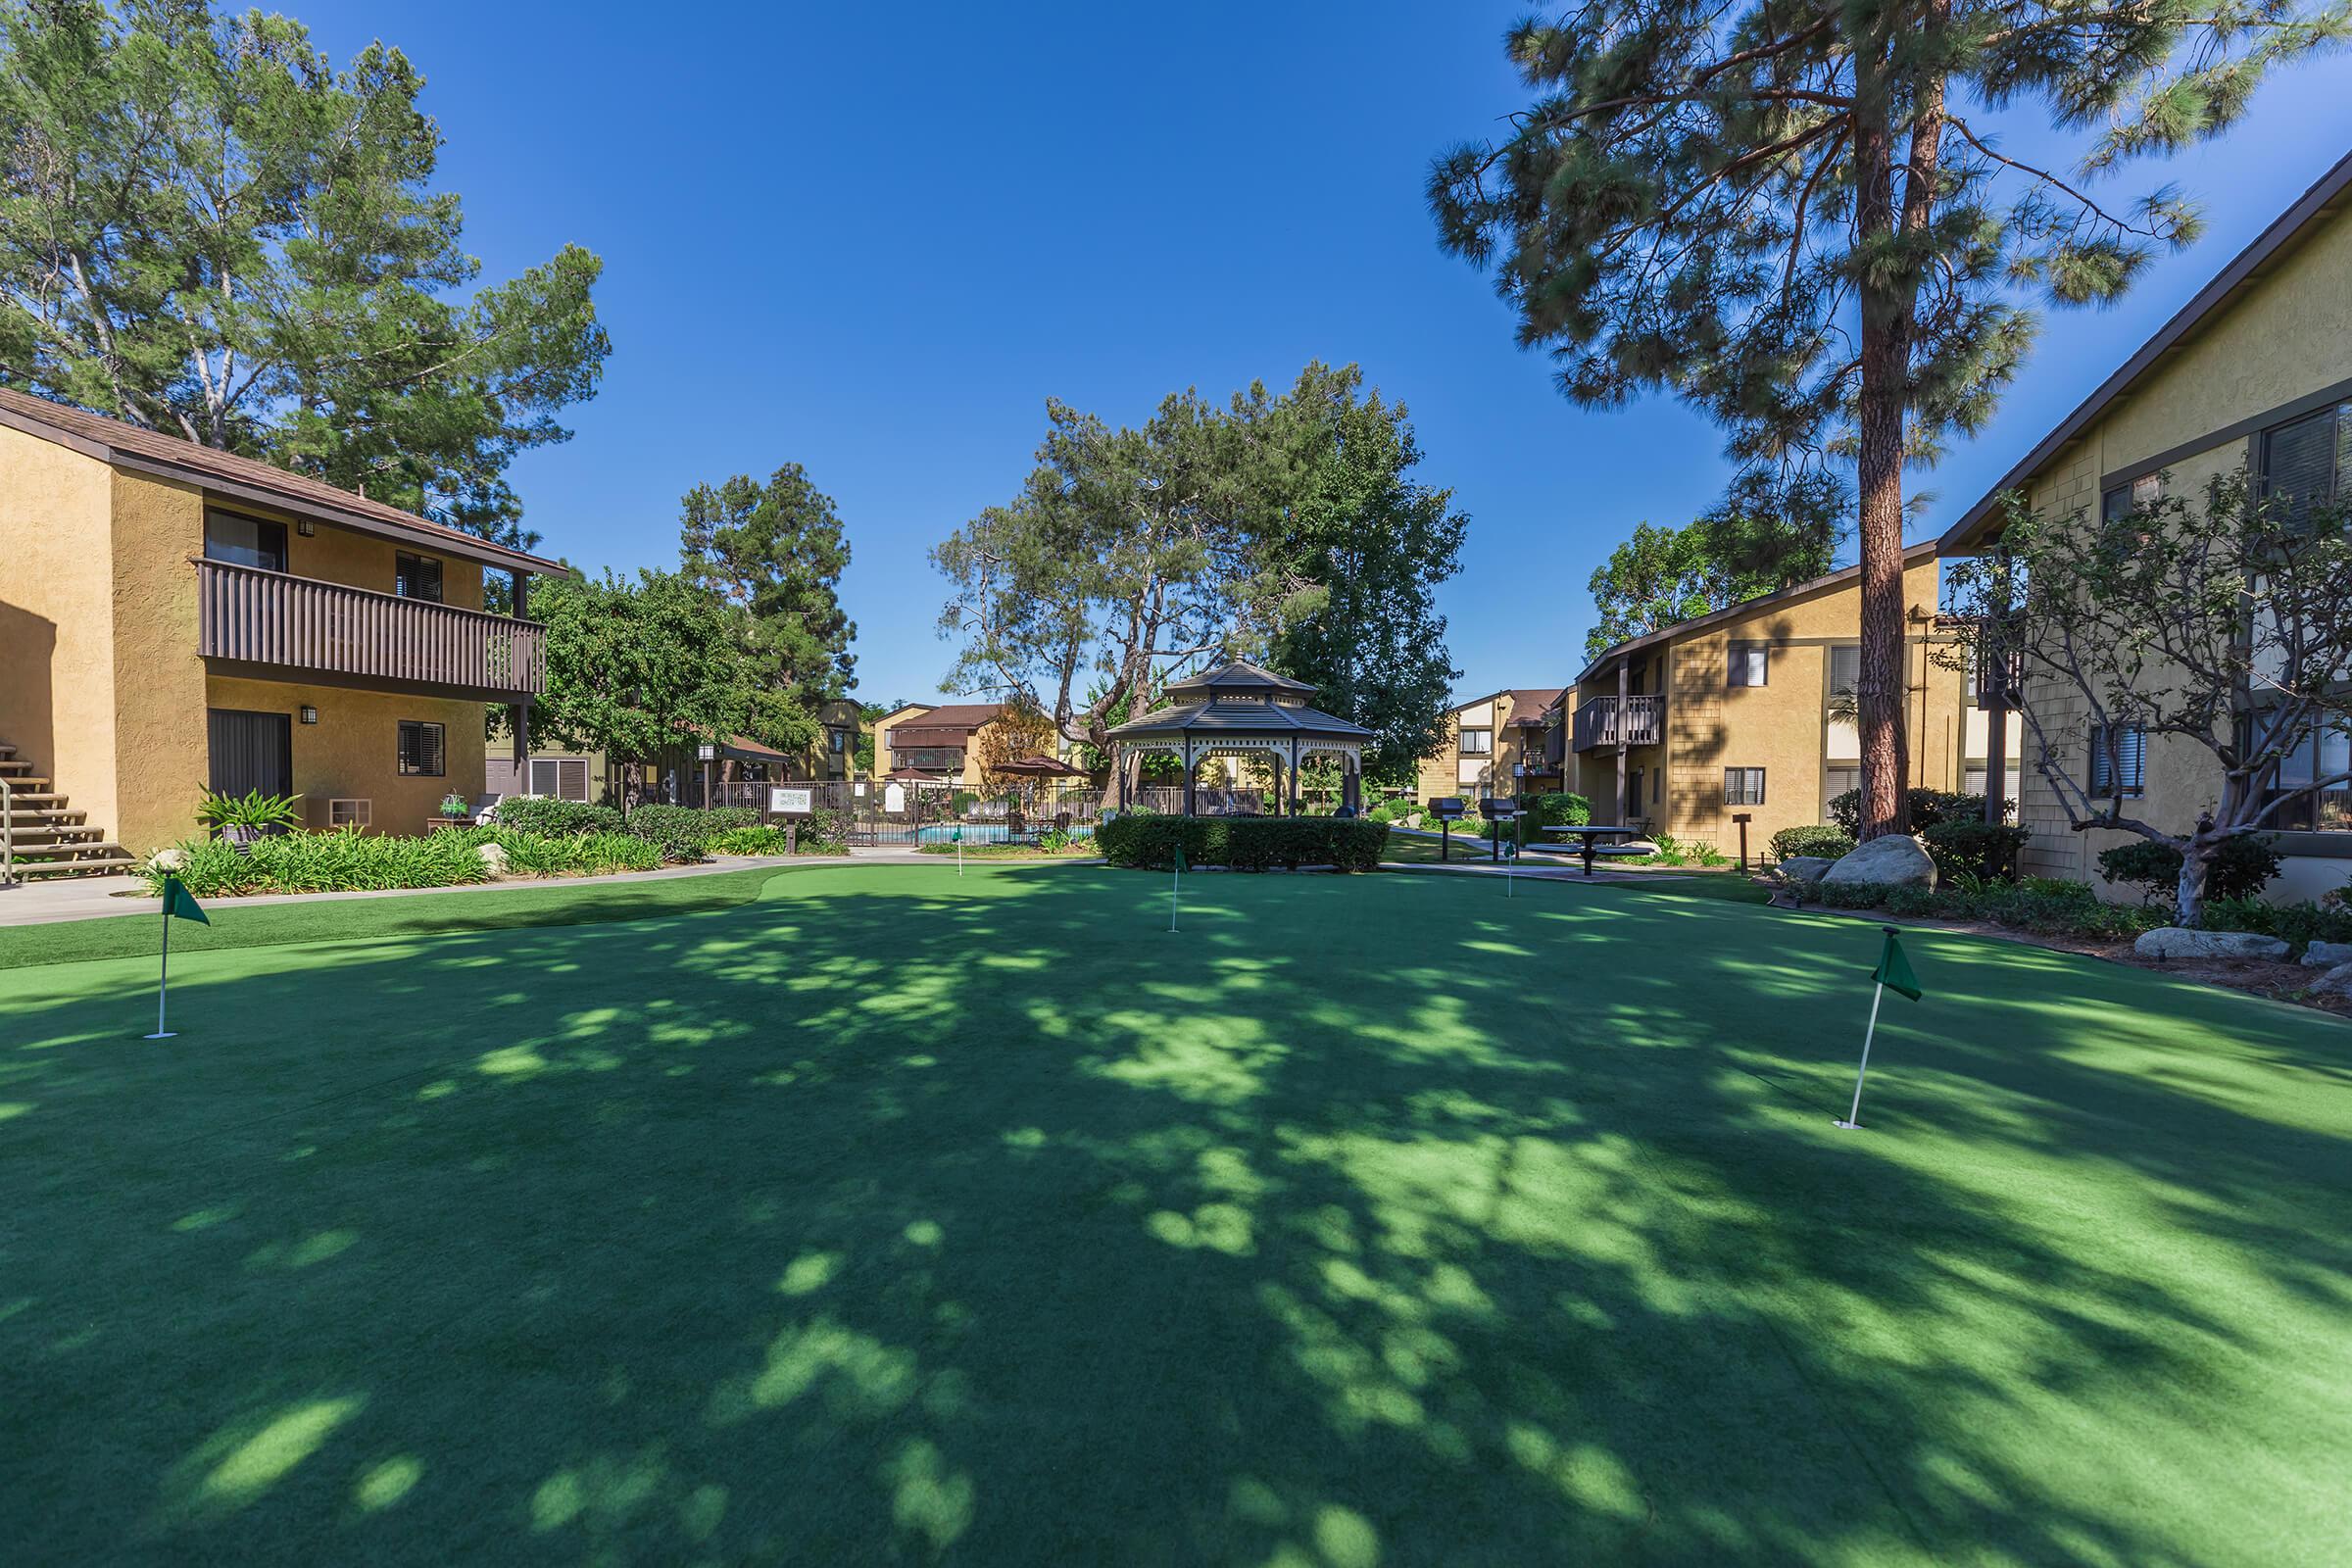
xmin=2263 ymin=406 xmax=2344 ymax=525
xmin=559 ymin=759 xmax=589 ymax=802
xmin=529 ymin=758 xmax=557 ymax=796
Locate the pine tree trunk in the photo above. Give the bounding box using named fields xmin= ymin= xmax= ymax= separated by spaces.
xmin=1846 ymin=27 xmax=1943 ymax=843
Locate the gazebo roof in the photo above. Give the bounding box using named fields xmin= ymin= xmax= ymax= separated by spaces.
xmin=1105 ymin=698 xmax=1373 ymax=741
xmin=1162 ymin=658 xmax=1315 ymax=701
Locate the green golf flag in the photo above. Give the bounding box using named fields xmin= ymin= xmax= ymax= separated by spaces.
xmin=951 ymin=825 xmax=962 ymax=843
xmin=1871 ymin=929 xmax=1921 ymax=1001
xmin=1172 ymin=844 xmax=1186 ymax=872
xmin=162 ymin=875 xmax=210 ymax=926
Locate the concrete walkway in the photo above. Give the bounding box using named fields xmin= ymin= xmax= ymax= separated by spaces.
xmin=0 ymin=850 xmax=941 ymax=928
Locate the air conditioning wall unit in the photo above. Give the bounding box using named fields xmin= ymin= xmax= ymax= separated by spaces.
xmin=328 ymin=798 xmax=372 ymax=830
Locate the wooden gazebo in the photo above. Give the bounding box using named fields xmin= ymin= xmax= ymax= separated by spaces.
xmin=1105 ymin=659 xmax=1373 ymax=815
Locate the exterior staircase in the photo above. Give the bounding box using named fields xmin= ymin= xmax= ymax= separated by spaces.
xmin=0 ymin=742 xmax=137 ymax=880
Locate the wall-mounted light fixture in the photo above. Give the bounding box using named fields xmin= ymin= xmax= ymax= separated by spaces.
xmin=296 ymin=519 xmax=316 ymax=536
xmin=299 ymin=706 xmax=318 ymax=725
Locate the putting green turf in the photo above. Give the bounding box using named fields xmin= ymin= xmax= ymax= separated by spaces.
xmin=1 ymin=863 xmax=2345 ymax=1566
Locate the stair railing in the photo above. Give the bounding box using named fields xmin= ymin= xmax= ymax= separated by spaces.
xmin=1 ymin=774 xmax=13 ymax=889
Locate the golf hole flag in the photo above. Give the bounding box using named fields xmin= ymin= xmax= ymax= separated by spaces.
xmin=1836 ymin=926 xmax=1922 ymax=1130
xmin=148 ymin=873 xmax=209 ymax=1040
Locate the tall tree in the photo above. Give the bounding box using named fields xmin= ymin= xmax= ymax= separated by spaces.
xmin=1431 ymin=2 xmax=2343 ymax=837
xmin=0 ymin=0 xmax=609 ymax=550
xmin=679 ymin=464 xmax=858 ymax=729
xmin=1257 ymin=364 xmax=1467 ymax=784
xmin=1587 ymin=469 xmax=1849 ymax=658
xmin=933 ymin=385 xmax=1287 ymax=759
xmin=534 ymin=570 xmax=760 ymax=794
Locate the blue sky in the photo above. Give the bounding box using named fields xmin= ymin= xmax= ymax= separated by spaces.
xmin=295 ymin=2 xmax=2352 ymax=709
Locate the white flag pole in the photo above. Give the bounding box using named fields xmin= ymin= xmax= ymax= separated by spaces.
xmin=1834 ymin=979 xmax=1886 ymax=1130
xmin=146 ymin=906 xmax=175 ymax=1040
xmin=1169 ymin=859 xmax=1179 ymax=932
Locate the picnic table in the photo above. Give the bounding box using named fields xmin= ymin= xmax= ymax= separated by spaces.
xmin=1538 ymin=823 xmax=1648 ymax=877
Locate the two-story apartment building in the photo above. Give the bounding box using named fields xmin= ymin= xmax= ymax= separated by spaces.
xmin=868 ymin=702 xmax=1010 ymax=788
xmin=1938 ymin=149 xmax=2352 ymax=902
xmin=1567 ymin=542 xmax=2018 ymax=854
xmin=0 ymin=388 xmax=559 ymax=871
xmin=497 ymin=698 xmax=863 ymax=806
xmin=1415 ymin=688 xmax=1565 ymax=803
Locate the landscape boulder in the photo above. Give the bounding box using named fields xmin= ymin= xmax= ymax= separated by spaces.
xmin=2300 ymin=940 xmax=2352 ymax=969
xmin=2132 ymin=927 xmax=2291 ymax=962
xmin=2309 ymin=961 xmax=2352 ymax=1000
xmin=1822 ymin=834 xmax=1936 ymax=890
xmin=1779 ymin=857 xmax=1835 ymax=885
xmin=476 ymin=842 xmax=510 ymax=877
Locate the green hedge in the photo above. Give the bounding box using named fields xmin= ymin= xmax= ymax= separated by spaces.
xmin=1097 ymin=813 xmax=1389 ymax=872
xmin=1770 ymin=824 xmax=1854 ymax=862
xmin=2096 ymin=836 xmax=2282 ymax=904
xmin=493 ymin=797 xmax=622 ymax=836
xmin=1827 ymin=788 xmax=1982 ymax=836
xmin=1919 ymin=820 xmax=2031 ymax=883
xmin=622 ymin=805 xmax=759 ymax=858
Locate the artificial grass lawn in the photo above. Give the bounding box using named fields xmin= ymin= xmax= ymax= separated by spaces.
xmin=1 ymin=863 xmax=2346 ymax=1566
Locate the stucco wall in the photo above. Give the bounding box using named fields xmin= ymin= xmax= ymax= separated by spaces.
xmin=107 ymin=469 xmax=210 ymax=854
xmin=207 ymin=675 xmax=486 ymax=838
xmin=2000 ymin=204 xmax=2352 ymax=896
xmin=0 ymin=425 xmax=121 ymax=837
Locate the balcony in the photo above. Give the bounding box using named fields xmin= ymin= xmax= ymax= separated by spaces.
xmin=1572 ymin=694 xmax=1663 ymax=752
xmin=195 ymin=557 xmax=546 ymax=703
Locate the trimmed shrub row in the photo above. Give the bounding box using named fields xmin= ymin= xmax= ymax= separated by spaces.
xmin=2096 ymin=836 xmax=2282 ymax=904
xmin=1769 ymin=824 xmax=1854 ymax=862
xmin=1098 ymin=813 xmax=1389 ymax=872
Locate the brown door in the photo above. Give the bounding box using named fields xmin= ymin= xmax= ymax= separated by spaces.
xmin=207 ymin=709 xmax=292 ymax=799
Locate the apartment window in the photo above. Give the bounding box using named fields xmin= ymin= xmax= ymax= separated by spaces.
xmin=2259 ymin=400 xmax=2352 ymax=526
xmin=1728 ymin=643 xmax=1769 ymax=687
xmin=397 ymin=719 xmax=446 ymax=777
xmin=1652 ymin=767 xmax=1661 ymax=804
xmin=828 ymin=728 xmax=848 ymax=755
xmin=1964 ymin=765 xmax=2023 ymax=801
xmin=395 ymin=552 xmax=445 ymax=604
xmin=1458 ymin=728 xmax=1493 ymax=756
xmin=1824 ymin=766 xmax=1860 ymax=822
xmin=1626 ymin=767 xmax=1643 ymax=818
xmin=527 ymin=756 xmax=590 ymax=802
xmin=2087 ymin=722 xmax=2145 ymax=799
xmin=203 ymin=510 xmax=287 ymax=572
xmin=1828 ymin=645 xmax=1860 ymax=704
xmin=2264 ymin=722 xmax=2350 ymax=831
xmin=1725 ymin=767 xmax=1766 ymax=806
xmin=2100 ymin=472 xmax=2164 ymax=521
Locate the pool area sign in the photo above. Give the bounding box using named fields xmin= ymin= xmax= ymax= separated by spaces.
xmin=767 ymin=786 xmax=814 ymax=815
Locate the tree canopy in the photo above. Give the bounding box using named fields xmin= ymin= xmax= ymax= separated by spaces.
xmin=932 ymin=364 xmax=1465 ymax=772
xmin=1585 ymin=469 xmax=1848 ymax=659
xmin=1943 ymin=473 xmax=2352 ymax=927
xmin=0 ymin=0 xmax=609 ymax=549
xmin=1431 ymin=0 xmax=2344 ymax=835
xmin=1257 ymin=364 xmax=1466 ymax=784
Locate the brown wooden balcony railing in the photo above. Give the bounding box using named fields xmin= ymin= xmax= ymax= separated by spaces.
xmin=1571 ymin=694 xmax=1664 ymax=752
xmin=195 ymin=557 xmax=545 ymax=701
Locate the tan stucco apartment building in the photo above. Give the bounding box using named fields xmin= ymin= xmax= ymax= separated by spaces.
xmin=1415 ymin=688 xmax=1564 ymax=803
xmin=868 ymin=702 xmax=1011 ymax=789
xmin=1567 ymin=543 xmax=2018 ymax=856
xmin=1938 ymin=150 xmax=2352 ymax=902
xmin=0 ymin=388 xmax=561 ymax=870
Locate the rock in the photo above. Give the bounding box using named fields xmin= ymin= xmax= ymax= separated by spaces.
xmin=1822 ymin=834 xmax=1937 ymax=890
xmin=1779 ymin=856 xmax=1835 ymax=884
xmin=476 ymin=842 xmax=509 ymax=876
xmin=148 ymin=845 xmax=187 ymax=873
xmin=2132 ymin=927 xmax=2291 ymax=961
xmin=2310 ymin=961 xmax=2352 ymax=999
xmin=2300 ymin=940 xmax=2352 ymax=969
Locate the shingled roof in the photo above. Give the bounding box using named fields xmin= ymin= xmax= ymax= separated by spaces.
xmin=0 ymin=385 xmax=567 ymax=575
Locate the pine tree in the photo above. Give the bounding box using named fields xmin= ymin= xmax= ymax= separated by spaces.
xmin=1431 ymin=0 xmax=2346 ymax=838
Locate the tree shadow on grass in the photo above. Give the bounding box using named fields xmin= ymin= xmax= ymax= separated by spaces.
xmin=0 ymin=865 xmax=2346 ymax=1565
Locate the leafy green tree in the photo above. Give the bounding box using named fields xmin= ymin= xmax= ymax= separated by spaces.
xmin=1257 ymin=364 xmax=1466 ymax=785
xmin=534 ymin=571 xmax=757 ymax=795
xmin=0 ymin=0 xmax=609 ymax=550
xmin=1431 ymin=2 xmax=2343 ymax=836
xmin=933 ymin=384 xmax=1289 ymax=758
xmin=679 ymin=465 xmax=858 ymax=700
xmin=1587 ymin=469 xmax=1848 ymax=658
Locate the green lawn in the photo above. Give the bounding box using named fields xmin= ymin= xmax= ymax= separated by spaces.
xmin=2 ymin=862 xmax=2346 ymax=1566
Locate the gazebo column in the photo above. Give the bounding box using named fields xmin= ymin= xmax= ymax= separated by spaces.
xmin=1182 ymin=739 xmax=1196 ymax=817
xmin=1289 ymin=738 xmax=1299 ymax=815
